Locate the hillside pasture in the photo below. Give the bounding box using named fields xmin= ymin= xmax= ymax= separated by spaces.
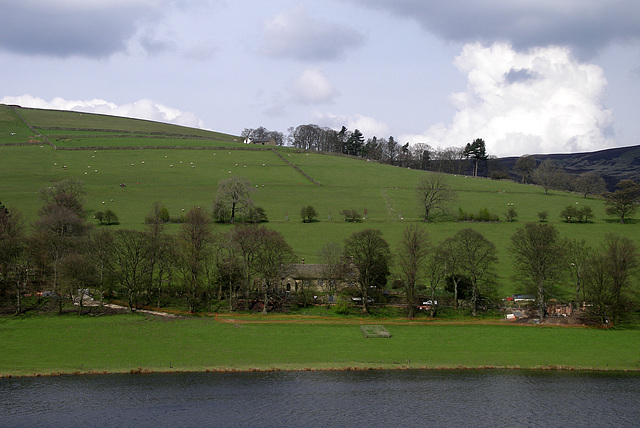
xmin=0 ymin=106 xmax=638 ymax=299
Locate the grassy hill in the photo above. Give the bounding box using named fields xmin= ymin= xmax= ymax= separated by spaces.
xmin=1 ymin=105 xmax=638 ymax=299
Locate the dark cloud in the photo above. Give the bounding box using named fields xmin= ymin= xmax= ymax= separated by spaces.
xmin=263 ymin=7 xmax=365 ymax=61
xmin=349 ymin=0 xmax=640 ymax=57
xmin=504 ymin=68 xmax=537 ymax=84
xmin=0 ymin=1 xmax=164 ymax=57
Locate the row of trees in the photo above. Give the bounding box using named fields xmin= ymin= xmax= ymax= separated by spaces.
xmin=244 ymin=124 xmax=490 ymax=175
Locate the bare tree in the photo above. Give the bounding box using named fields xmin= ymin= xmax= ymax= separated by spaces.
xmin=532 ymin=159 xmax=562 ymax=195
xmin=510 ymin=223 xmax=565 ymax=319
xmin=416 ymin=173 xmax=456 ymax=222
xmin=319 ymin=242 xmax=344 ymax=306
xmin=397 ymin=225 xmax=431 ymax=318
xmin=344 ymin=229 xmax=391 ymax=314
xmin=176 ymin=207 xmax=214 ymax=313
xmin=575 ymin=171 xmax=606 ymax=199
xmin=213 ymin=176 xmax=255 ymax=224
xmin=0 ymin=205 xmax=26 ymax=314
xmin=253 ymin=228 xmax=296 ymax=314
xmin=112 ymin=230 xmax=152 ymax=312
xmin=60 ymin=249 xmax=97 ymax=315
xmin=564 ymin=238 xmax=591 ymax=304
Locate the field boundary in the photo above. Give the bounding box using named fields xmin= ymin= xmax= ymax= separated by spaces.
xmin=272 ymin=148 xmax=322 ymax=186
xmin=9 ymin=106 xmax=57 ymax=150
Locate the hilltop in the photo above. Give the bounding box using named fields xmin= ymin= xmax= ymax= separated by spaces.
xmin=500 ymin=145 xmax=640 ymax=189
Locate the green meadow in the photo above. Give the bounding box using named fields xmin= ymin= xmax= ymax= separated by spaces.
xmin=1 ymin=314 xmax=639 ymax=376
xmin=1 ymin=105 xmax=637 ymax=299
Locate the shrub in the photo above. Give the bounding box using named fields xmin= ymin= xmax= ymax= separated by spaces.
xmin=560 ymin=204 xmax=594 ymax=223
xmin=538 ymin=211 xmax=548 ymax=222
xmin=578 ymin=205 xmax=594 ymax=223
xmin=248 ymin=206 xmax=268 ymax=223
xmin=490 ymin=171 xmax=511 ymax=180
xmin=505 ymin=207 xmax=518 ymax=222
xmin=340 ymin=209 xmax=361 ymax=222
xmin=300 ymin=205 xmax=318 ymax=223
xmin=457 ymin=207 xmax=499 ymax=222
xmin=103 ymin=209 xmax=119 ymax=225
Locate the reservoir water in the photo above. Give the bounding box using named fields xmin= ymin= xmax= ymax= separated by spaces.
xmin=2 ymin=370 xmax=639 ymax=427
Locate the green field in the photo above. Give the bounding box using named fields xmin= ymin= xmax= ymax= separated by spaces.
xmin=1 ymin=314 xmax=639 ymax=376
xmin=1 ymin=105 xmax=638 ymax=299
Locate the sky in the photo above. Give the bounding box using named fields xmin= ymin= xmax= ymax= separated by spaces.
xmin=1 ymin=0 xmax=639 ymax=157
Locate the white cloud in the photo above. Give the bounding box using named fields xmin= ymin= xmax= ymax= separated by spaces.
xmin=401 ymin=43 xmax=614 ymax=157
xmin=0 ymin=95 xmax=205 ymax=129
xmin=293 ymin=68 xmax=337 ymax=104
xmin=262 ymin=6 xmax=364 ymax=61
xmin=315 ymin=112 xmax=390 ymax=137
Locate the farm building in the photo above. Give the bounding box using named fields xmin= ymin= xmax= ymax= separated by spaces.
xmin=282 ymin=258 xmax=358 ymax=294
xmin=243 ymin=137 xmax=277 ymax=146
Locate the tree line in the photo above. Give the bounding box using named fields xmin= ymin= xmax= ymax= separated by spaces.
xmin=1 ymin=177 xmax=638 ymax=324
xmin=243 ymin=124 xmax=491 ymax=176
xmin=245 ymin=123 xmax=633 ymax=196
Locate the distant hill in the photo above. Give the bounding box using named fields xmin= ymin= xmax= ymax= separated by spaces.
xmin=499 ymin=145 xmax=640 ymax=190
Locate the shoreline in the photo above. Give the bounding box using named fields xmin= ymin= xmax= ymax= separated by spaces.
xmin=3 ymin=364 xmax=640 ymax=379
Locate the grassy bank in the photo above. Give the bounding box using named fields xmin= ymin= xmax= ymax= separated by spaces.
xmin=1 ymin=314 xmax=639 ymax=377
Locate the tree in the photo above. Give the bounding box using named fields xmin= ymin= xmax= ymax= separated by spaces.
xmin=515 ymin=155 xmax=536 ymax=184
xmin=300 ymin=205 xmax=318 ymax=223
xmin=103 ymin=209 xmax=118 ymax=225
xmin=89 ymin=228 xmax=114 ymax=306
xmin=532 ymin=159 xmax=561 ymax=195
xmin=437 ymin=237 xmax=463 ymax=310
xmin=112 ymin=229 xmax=152 ymax=312
xmin=397 ymin=225 xmax=430 ymax=319
xmin=343 ymin=229 xmax=391 ymax=314
xmin=94 ymin=211 xmax=105 ymax=225
xmin=416 ymin=173 xmax=456 ymax=222
xmin=449 ymin=229 xmax=497 ymax=316
xmin=425 ymin=248 xmax=447 ymax=317
xmin=0 ymin=205 xmax=26 ymax=314
xmin=344 ymin=129 xmax=365 ymax=156
xmin=176 ymin=207 xmax=214 ymax=313
xmin=510 ymin=223 xmax=565 ymax=319
xmin=385 ymin=136 xmax=398 ymax=165
xmin=603 ymin=179 xmax=640 ymax=224
xmin=253 ymin=228 xmax=296 ymax=314
xmin=241 ymin=126 xmax=284 ymax=146
xmin=227 ymin=225 xmax=264 ymax=303
xmin=464 ymin=138 xmax=487 ymax=177
xmin=60 ymin=249 xmax=97 ymax=315
xmin=564 ymin=238 xmax=591 ymax=304
xmin=213 ymin=176 xmax=255 ymax=224
xmin=145 ymin=201 xmax=170 ymax=227
xmin=560 ymin=205 xmax=580 ymax=223
xmin=34 ymin=181 xmax=90 ymax=306
xmin=575 ymin=172 xmax=606 ymax=199
xmin=318 ymin=242 xmax=344 ymax=306
xmin=584 ymin=234 xmax=639 ymax=324
xmin=340 ymin=209 xmax=361 ymax=222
